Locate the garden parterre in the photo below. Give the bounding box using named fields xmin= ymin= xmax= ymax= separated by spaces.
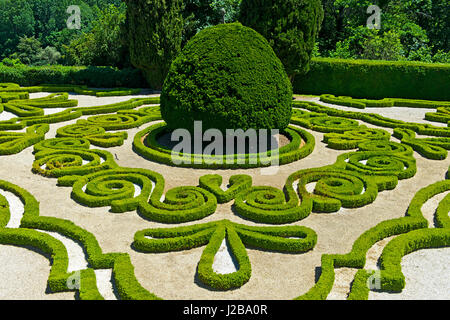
xmin=0 ymin=83 xmax=449 ymax=300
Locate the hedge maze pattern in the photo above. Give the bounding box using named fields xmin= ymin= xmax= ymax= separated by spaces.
xmin=0 ymin=83 xmax=449 ymax=299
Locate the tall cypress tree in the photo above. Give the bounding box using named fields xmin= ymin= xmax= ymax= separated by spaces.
xmin=239 ymin=0 xmax=324 ymax=81
xmin=124 ymin=0 xmax=184 ymax=90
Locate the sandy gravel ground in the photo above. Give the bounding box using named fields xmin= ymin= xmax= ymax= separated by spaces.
xmin=0 ymin=93 xmax=449 ymax=300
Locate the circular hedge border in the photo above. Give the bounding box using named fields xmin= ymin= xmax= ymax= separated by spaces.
xmin=132 ymin=122 xmax=315 ymax=169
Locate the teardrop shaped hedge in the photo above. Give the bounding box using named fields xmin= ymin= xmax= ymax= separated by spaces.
xmin=160 ymin=22 xmax=293 ymax=133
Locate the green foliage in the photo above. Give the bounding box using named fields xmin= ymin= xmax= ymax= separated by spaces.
xmin=1 ymin=82 xmax=449 ymax=297
xmin=7 ymin=36 xmax=62 ymax=66
xmin=199 ymin=175 xmax=252 ymax=203
xmin=239 ymin=0 xmax=324 ymax=78
xmin=361 ymin=30 xmax=405 ymax=61
xmin=124 ymin=0 xmax=184 ymax=90
xmin=161 ymin=23 xmax=293 ymax=133
xmin=0 ymin=178 xmax=160 ymax=300
xmin=133 ymin=219 xmax=317 ymax=290
xmin=0 ymin=58 xmax=25 ymax=67
xmin=299 ymin=177 xmax=450 ymax=300
xmin=372 ymin=228 xmax=450 ymax=293
xmin=318 ymin=0 xmax=449 ymax=63
xmin=393 ymin=128 xmax=450 ymax=160
xmin=294 ymin=58 xmax=450 ymax=100
xmin=323 ymin=127 xmax=391 ymax=150
xmin=294 ymin=100 xmax=450 ymax=138
xmin=34 ymin=46 xmax=62 ymax=66
xmin=182 ymin=0 xmax=242 ymax=45
xmin=0 ymin=0 xmax=35 ymax=58
xmin=0 ymin=124 xmax=49 ymax=155
xmin=63 ymin=3 xmax=129 ymax=68
xmin=0 ymin=65 xmax=147 ymax=88
xmin=290 ymin=112 xmax=361 ymax=133
xmin=11 ymin=36 xmax=43 ymax=65
xmin=132 ymin=123 xmax=315 ymax=169
xmin=320 ymin=94 xmax=450 ymax=109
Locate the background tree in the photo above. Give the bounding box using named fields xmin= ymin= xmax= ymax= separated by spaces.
xmin=10 ymin=36 xmax=42 ymax=65
xmin=182 ymin=0 xmax=241 ymax=46
xmin=239 ymin=0 xmax=324 ymax=81
xmin=8 ymin=36 xmax=62 ymax=66
xmin=362 ymin=29 xmax=405 ymax=61
xmin=124 ymin=0 xmax=184 ymax=90
xmin=34 ymin=46 xmax=62 ymax=65
xmin=63 ymin=3 xmax=129 ymax=68
xmin=0 ymin=0 xmax=35 ymax=58
xmin=318 ymin=0 xmax=449 ymax=63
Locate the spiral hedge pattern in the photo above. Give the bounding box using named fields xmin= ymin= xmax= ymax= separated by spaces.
xmin=0 ymin=82 xmax=449 ymax=299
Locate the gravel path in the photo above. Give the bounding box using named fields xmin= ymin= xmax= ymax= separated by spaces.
xmin=0 ymin=93 xmax=448 ymax=300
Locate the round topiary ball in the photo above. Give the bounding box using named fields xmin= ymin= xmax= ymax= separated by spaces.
xmin=160 ymin=22 xmax=293 ymax=133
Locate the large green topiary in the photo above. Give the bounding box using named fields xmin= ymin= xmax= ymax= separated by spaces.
xmin=160 ymin=22 xmax=293 ymax=133
xmin=239 ymin=0 xmax=324 ymax=80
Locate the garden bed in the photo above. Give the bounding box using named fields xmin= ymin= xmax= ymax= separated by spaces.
xmin=0 ymin=84 xmax=449 ymax=300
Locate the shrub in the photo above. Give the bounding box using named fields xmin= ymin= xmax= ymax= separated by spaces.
xmin=133 ymin=219 xmax=317 ymax=290
xmin=378 ymin=228 xmax=450 ymax=292
xmin=239 ymin=0 xmax=324 ymax=79
xmin=393 ymin=128 xmax=449 ymax=160
xmin=0 ymin=65 xmax=147 ymax=88
xmin=320 ymin=94 xmax=450 ymax=110
xmin=199 ymin=174 xmax=252 ymax=203
xmin=0 ymin=124 xmax=48 ymax=155
xmin=161 ymin=22 xmax=292 ymax=133
xmin=323 ymin=127 xmax=390 ymax=150
xmin=294 ymin=58 xmax=450 ymax=100
xmin=63 ymin=4 xmax=129 ymax=69
xmin=124 ymin=0 xmax=184 ymax=90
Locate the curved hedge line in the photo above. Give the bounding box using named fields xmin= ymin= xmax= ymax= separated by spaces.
xmin=393 ymin=128 xmax=450 ymax=160
xmin=32 ymin=148 xmax=118 ymax=178
xmin=133 ymin=123 xmax=315 ymax=169
xmin=133 ymin=219 xmax=317 ymax=290
xmin=298 ymin=178 xmax=450 ymax=300
xmin=0 ymin=124 xmax=49 ymax=155
xmin=231 ymin=139 xmax=416 ymax=224
xmin=1 ymin=82 xmax=449 ymax=298
xmin=0 ymin=179 xmax=161 ymax=300
xmin=293 ymin=100 xmax=450 ymax=138
xmin=61 ymin=167 xmax=218 ymax=223
xmin=323 ymin=127 xmax=390 ymax=150
xmin=320 ymin=94 xmax=450 ymax=110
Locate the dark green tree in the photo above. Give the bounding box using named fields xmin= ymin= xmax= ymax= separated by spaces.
xmin=11 ymin=36 xmax=42 ymax=65
xmin=239 ymin=0 xmax=324 ymax=81
xmin=0 ymin=0 xmax=35 ymax=58
xmin=63 ymin=3 xmax=129 ymax=68
xmin=124 ymin=0 xmax=184 ymax=90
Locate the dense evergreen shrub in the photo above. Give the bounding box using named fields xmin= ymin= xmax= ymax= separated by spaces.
xmin=160 ymin=22 xmax=293 ymax=133
xmin=0 ymin=65 xmax=146 ymax=88
xmin=294 ymin=58 xmax=450 ymax=100
xmin=239 ymin=0 xmax=324 ymax=79
xmin=124 ymin=0 xmax=184 ymax=90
